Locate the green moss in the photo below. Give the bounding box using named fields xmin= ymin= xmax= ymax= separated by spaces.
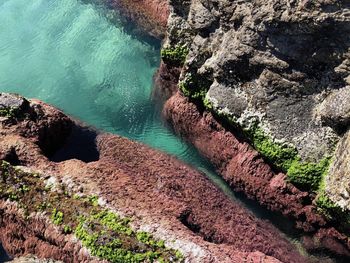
xmin=199 ymin=107 xmax=332 ymax=192
xmin=75 ymin=211 xmax=182 ymax=262
xmin=246 ymin=123 xmax=299 ymax=172
xmin=0 ymin=161 xmax=183 ymax=262
xmin=51 ymin=208 xmax=64 ymax=225
xmin=179 ymin=73 xmax=209 ymax=101
xmin=203 ymin=97 xmax=213 ymax=111
xmin=316 ymin=191 xmax=350 ymax=233
xmin=87 ymin=194 xmax=99 ymax=206
xmin=247 ymin=125 xmax=333 ymax=192
xmin=287 ymin=157 xmax=331 ymax=191
xmin=63 ymin=225 xmax=72 ymax=234
xmin=0 ymin=107 xmax=16 ymax=118
xmin=161 ymin=45 xmax=189 ymax=67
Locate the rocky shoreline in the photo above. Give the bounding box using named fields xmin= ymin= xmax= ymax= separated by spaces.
xmin=1 ymin=0 xmax=350 ymax=262
xmin=155 ymin=0 xmax=350 ymax=260
xmin=0 ymin=94 xmax=308 ymax=262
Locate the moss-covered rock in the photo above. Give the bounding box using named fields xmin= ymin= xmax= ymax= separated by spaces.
xmin=161 ymin=45 xmax=189 ymax=67
xmin=0 ymin=161 xmax=183 ymax=263
xmin=0 ymin=93 xmax=30 ymax=119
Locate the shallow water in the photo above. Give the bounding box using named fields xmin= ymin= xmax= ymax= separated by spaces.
xmin=0 ymin=0 xmax=209 ymax=165
xmin=0 ymin=0 xmax=344 ymax=262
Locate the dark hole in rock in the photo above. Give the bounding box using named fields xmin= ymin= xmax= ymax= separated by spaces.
xmin=50 ymin=124 xmax=100 ymax=163
xmin=0 ymin=243 xmax=12 ymax=262
xmin=178 ymin=210 xmax=201 ymax=234
xmin=1 ymin=147 xmax=20 ymax=166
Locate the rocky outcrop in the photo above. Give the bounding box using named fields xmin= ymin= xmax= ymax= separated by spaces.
xmin=165 ymin=0 xmax=349 ymax=164
xmin=157 ymin=0 xmax=350 ymax=258
xmin=163 ymin=0 xmax=350 ymax=175
xmin=164 ymin=91 xmax=350 ymax=258
xmin=319 ymin=86 xmax=350 ymax=133
xmin=0 ymin=93 xmax=306 ymax=262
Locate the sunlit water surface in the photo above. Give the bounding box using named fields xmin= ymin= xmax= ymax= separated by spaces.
xmin=0 ymin=0 xmax=343 ymax=262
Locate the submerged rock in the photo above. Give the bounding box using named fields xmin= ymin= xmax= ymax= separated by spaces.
xmin=108 ymin=0 xmax=169 ymax=39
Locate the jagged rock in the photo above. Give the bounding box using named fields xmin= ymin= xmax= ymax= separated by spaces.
xmin=0 ymin=93 xmax=30 ymax=119
xmin=0 ymin=93 xmax=29 ymax=112
xmin=319 ymin=86 xmax=350 ymax=133
xmin=166 ymin=0 xmax=350 ymax=163
xmin=159 ymin=0 xmax=350 ymax=258
xmin=326 ymin=131 xmax=350 ymax=210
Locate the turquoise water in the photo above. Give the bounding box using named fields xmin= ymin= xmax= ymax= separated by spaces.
xmin=0 ymin=0 xmax=208 ymax=167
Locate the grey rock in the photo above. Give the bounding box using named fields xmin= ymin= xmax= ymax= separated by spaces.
xmin=326 ymin=131 xmax=350 ymax=210
xmin=319 ymin=86 xmax=350 ymax=133
xmin=166 ymin=0 xmax=350 ymax=162
xmin=0 ymin=93 xmax=29 ymax=112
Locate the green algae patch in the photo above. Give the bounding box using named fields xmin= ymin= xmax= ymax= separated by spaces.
xmin=246 ymin=125 xmax=332 ymax=192
xmin=75 ymin=211 xmax=181 ymax=262
xmin=246 ymin=123 xmax=299 ymax=172
xmin=201 ymin=101 xmax=333 ymax=193
xmin=161 ymin=45 xmax=189 ymax=67
xmin=287 ymin=157 xmax=331 ymax=192
xmin=179 ymin=73 xmax=210 ymax=101
xmin=0 ymin=107 xmax=16 ymax=118
xmin=0 ymin=161 xmax=183 ymax=262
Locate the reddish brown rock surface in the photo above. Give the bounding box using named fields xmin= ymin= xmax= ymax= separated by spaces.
xmin=0 ymin=94 xmax=307 ymax=262
xmin=109 ymin=0 xmax=169 ymax=39
xmin=162 ymin=90 xmax=350 ymax=258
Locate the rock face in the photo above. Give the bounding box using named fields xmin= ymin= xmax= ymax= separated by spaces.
xmin=157 ymin=0 xmax=350 ymax=259
xmin=0 ymin=93 xmax=305 ymax=262
xmin=166 ymin=0 xmax=349 ymax=163
xmin=326 ymin=131 xmax=350 ymax=210
xmin=319 ymin=86 xmax=350 ymax=133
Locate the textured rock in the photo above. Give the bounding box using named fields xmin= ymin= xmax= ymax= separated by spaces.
xmin=10 ymin=255 xmax=62 ymax=263
xmin=326 ymin=131 xmax=350 ymax=210
xmin=0 ymin=93 xmax=29 ymax=112
xmin=165 ymin=0 xmax=350 ymax=163
xmin=0 ymin=93 xmax=303 ymax=262
xmin=157 ymin=0 xmax=350 ymax=257
xmin=163 ymin=91 xmax=350 ymax=257
xmin=319 ymin=86 xmax=350 ymax=133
